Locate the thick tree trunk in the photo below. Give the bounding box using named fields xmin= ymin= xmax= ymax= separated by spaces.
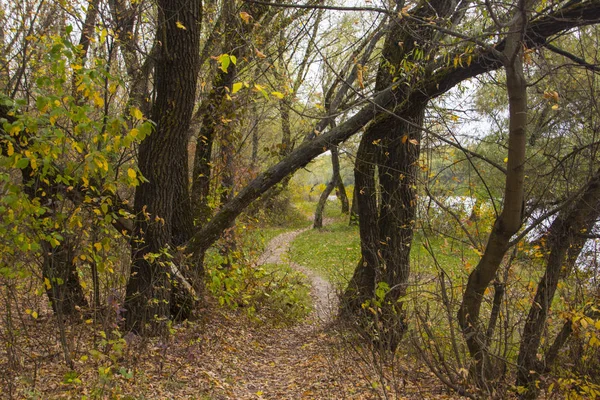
xmin=340 ymin=128 xmax=380 ymax=317
xmin=516 ymin=168 xmax=600 ymax=398
xmin=124 ymin=0 xmax=200 ymax=336
xmin=340 ymin=0 xmax=449 ymax=351
xmin=375 ymin=106 xmax=425 ymax=350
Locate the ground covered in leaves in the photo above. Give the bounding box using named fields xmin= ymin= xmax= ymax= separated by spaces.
xmin=3 ymin=227 xmax=456 ymax=399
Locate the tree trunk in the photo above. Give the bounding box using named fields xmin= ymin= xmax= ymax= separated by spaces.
xmin=458 ymin=5 xmax=528 ymax=382
xmin=349 ymin=185 xmax=359 ymax=225
xmin=340 ymin=0 xmax=451 ymax=351
xmin=13 ymin=126 xmax=88 ymax=317
xmin=340 ymin=128 xmax=380 ymax=317
xmin=125 ymin=0 xmax=200 ymax=336
xmin=41 ymin=238 xmax=88 ymax=317
xmin=331 ymin=145 xmax=349 ymax=214
xmin=313 ymin=178 xmax=336 ymax=229
xmin=375 ymin=106 xmax=425 ymax=350
xmin=516 ymin=168 xmax=600 ymax=398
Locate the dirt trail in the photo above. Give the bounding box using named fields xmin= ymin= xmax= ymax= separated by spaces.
xmin=257 ymin=220 xmax=337 ymax=323
xmin=198 ymin=219 xmax=369 ymax=399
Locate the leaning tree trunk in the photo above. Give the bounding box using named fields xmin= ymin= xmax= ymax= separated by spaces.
xmin=313 ymin=144 xmax=347 ymax=228
xmin=457 ymin=5 xmax=528 ymax=383
xmin=516 ymin=168 xmax=600 ymax=399
xmin=186 ymin=0 xmax=600 ymax=268
xmin=124 ymin=0 xmax=200 ymax=336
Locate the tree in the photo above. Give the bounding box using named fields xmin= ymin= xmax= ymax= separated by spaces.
xmin=123 ymin=0 xmax=201 ymax=335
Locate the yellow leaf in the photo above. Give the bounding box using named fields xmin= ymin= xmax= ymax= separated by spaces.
xmin=6 ymin=141 xmax=14 ymax=156
xmin=94 ymin=242 xmax=102 ymax=252
xmin=271 ymin=91 xmax=285 ymax=99
xmin=32 ymin=311 xmax=38 ymax=319
xmin=176 ymin=21 xmax=187 ymax=30
xmin=130 ymin=107 xmax=143 ymax=120
xmin=552 ymin=104 xmax=559 ymax=110
xmin=44 ymin=277 xmax=52 ymax=290
xmin=255 ymin=49 xmax=267 ymax=59
xmin=408 ymin=138 xmax=419 ymax=145
xmin=401 ymin=135 xmax=408 ymax=144
xmin=128 ymin=168 xmax=137 ymax=179
xmin=503 ymin=157 xmax=508 ymax=163
xmin=232 ymin=82 xmax=243 ymax=94
xmin=240 ymin=11 xmax=252 ymax=23
xmin=72 ymin=64 xmax=83 ymax=70
xmin=93 ymin=92 xmax=104 ymax=107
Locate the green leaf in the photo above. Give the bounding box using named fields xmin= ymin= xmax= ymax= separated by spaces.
xmin=219 ymin=54 xmax=231 ymax=73
xmin=16 ymin=158 xmax=29 ymax=169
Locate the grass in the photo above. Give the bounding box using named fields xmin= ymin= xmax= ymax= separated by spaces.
xmin=290 ymin=219 xmax=360 ymax=288
xmin=288 ymin=197 xmax=480 ymax=289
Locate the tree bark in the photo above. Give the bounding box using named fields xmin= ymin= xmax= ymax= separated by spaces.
xmin=340 ymin=0 xmax=454 ymax=350
xmin=349 ymin=184 xmax=359 ymax=225
xmin=41 ymin=239 xmax=88 ymax=316
xmin=125 ymin=0 xmax=200 ymax=336
xmin=341 ymin=127 xmax=381 ymax=317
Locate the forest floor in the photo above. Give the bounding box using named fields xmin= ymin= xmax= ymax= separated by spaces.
xmin=5 ymin=218 xmax=453 ymax=400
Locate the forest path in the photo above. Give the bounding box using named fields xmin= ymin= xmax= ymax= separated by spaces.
xmin=199 ymin=218 xmax=370 ymax=399
xmin=256 ymin=219 xmax=337 ymax=323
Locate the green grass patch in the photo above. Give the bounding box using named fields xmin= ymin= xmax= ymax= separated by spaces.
xmin=290 ymin=220 xmax=360 ymax=288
